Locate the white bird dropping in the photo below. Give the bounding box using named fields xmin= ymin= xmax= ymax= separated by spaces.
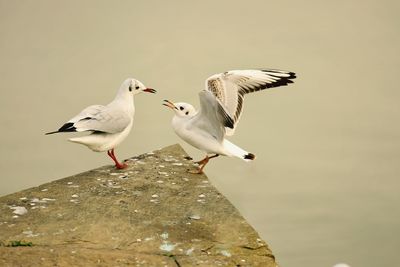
xmin=46 ymin=78 xmax=156 ymax=169
xmin=163 ymin=69 xmax=296 ymax=174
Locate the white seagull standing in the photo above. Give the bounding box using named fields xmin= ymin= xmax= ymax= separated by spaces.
xmin=46 ymin=78 xmax=156 ymax=169
xmin=163 ymin=69 xmax=296 ymax=174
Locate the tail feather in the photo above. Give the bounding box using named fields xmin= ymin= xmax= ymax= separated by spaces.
xmin=223 ymin=140 xmax=256 ymax=161
xmin=244 ymin=153 xmax=256 ymax=160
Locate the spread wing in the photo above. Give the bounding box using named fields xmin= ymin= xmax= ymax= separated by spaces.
xmin=206 ymin=69 xmax=296 ymax=135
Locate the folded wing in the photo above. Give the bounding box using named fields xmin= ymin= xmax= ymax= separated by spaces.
xmin=52 ymin=104 xmax=131 ymax=134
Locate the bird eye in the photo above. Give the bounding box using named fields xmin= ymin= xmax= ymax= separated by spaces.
xmin=179 ymin=106 xmax=184 ymax=111
xmin=129 ymin=85 xmax=132 ymax=92
xmin=135 ymin=86 xmax=140 ymax=90
xmin=185 ymin=111 xmax=189 ymax=115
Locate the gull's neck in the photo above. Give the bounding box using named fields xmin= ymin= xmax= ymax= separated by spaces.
xmin=114 ymin=82 xmax=131 ymax=100
xmin=110 ymin=86 xmax=135 ymax=114
xmin=114 ymin=90 xmax=133 ymax=101
xmin=172 ymin=112 xmax=196 ymax=129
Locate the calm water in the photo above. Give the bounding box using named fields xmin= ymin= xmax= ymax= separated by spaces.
xmin=1 ymin=1 xmax=399 ymax=266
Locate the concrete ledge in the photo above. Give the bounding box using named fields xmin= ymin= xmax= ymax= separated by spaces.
xmin=0 ymin=144 xmax=276 ymax=267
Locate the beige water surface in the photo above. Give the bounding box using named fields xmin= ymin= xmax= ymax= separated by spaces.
xmin=1 ymin=1 xmax=399 ymax=266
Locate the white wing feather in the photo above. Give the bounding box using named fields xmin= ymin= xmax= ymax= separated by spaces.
xmin=67 ymin=104 xmax=131 ymax=134
xmin=205 ymin=69 xmax=296 ymax=136
xmin=68 ymin=105 xmax=104 ymax=123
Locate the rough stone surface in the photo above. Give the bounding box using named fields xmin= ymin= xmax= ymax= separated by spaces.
xmin=0 ymin=144 xmax=276 ymax=267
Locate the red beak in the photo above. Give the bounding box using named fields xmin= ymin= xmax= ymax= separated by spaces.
xmin=143 ymin=88 xmax=156 ymax=93
xmin=163 ymin=100 xmax=178 ymax=110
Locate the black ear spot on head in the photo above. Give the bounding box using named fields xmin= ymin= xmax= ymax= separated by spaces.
xmin=179 ymin=106 xmax=184 ymax=111
xmin=129 ymin=85 xmax=132 ymax=92
xmin=185 ymin=111 xmax=189 ymax=115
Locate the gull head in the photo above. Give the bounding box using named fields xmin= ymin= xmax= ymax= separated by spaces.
xmin=163 ymin=100 xmax=196 ymax=117
xmin=119 ymin=78 xmax=156 ymax=97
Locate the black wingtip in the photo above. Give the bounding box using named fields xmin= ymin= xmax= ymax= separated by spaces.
xmin=45 ymin=131 xmax=59 ymax=135
xmin=261 ymin=69 xmax=297 ymax=87
xmin=58 ymin=122 xmax=75 ymax=132
xmin=225 ymin=115 xmax=235 ymax=129
xmin=286 ymin=72 xmax=297 ymax=80
xmin=215 ymin=99 xmax=235 ymax=129
xmin=244 ymin=153 xmax=256 ymax=160
xmin=46 ymin=122 xmax=77 ymax=135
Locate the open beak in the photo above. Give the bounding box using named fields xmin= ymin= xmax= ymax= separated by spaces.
xmin=143 ymin=88 xmax=157 ymax=93
xmin=163 ymin=99 xmax=178 ymax=110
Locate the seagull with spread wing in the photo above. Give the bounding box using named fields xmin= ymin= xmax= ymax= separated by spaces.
xmin=46 ymin=78 xmax=156 ymax=169
xmin=163 ymin=69 xmax=296 ymax=174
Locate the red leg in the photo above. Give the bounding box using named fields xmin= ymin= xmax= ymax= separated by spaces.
xmin=107 ymin=149 xmax=128 ymax=169
xmin=195 ymin=156 xmax=209 ymax=165
xmin=190 ymin=154 xmax=219 ymax=174
xmin=195 ymin=154 xmax=219 ymax=165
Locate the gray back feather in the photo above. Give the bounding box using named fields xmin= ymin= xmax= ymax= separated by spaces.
xmin=70 ymin=104 xmax=131 ymax=134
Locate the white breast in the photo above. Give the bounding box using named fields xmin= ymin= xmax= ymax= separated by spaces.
xmin=69 ymin=118 xmax=133 ymax=152
xmin=172 ymin=116 xmax=227 ymax=155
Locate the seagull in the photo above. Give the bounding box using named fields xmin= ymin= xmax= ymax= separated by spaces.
xmin=46 ymin=78 xmax=156 ymax=169
xmin=163 ymin=69 xmax=296 ymax=174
